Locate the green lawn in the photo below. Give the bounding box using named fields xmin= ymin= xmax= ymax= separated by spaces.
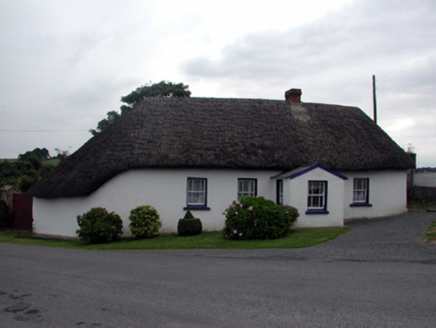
xmin=0 ymin=227 xmax=351 ymax=250
xmin=43 ymin=158 xmax=60 ymax=166
xmin=421 ymin=221 xmax=436 ymax=243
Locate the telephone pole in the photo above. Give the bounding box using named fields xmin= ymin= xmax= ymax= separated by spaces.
xmin=373 ymin=75 xmax=377 ymax=124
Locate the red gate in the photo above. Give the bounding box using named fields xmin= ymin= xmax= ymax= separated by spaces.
xmin=13 ymin=193 xmax=33 ymax=231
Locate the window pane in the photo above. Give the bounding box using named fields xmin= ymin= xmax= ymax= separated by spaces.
xmin=188 ymin=192 xmax=205 ymax=204
xmin=238 ymin=179 xmax=256 ymax=199
xmin=190 ymin=179 xmax=204 ymax=192
xmin=354 ymin=191 xmax=364 ymax=201
xmin=187 ymin=178 xmax=206 ymax=205
xmin=353 ymin=178 xmax=368 ymax=202
xmin=277 ymin=180 xmax=283 ymax=205
xmin=308 ymin=181 xmax=326 ymax=209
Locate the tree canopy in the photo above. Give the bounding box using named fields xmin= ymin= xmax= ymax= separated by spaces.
xmin=18 ymin=148 xmax=50 ymax=161
xmin=1 ymin=148 xmax=57 ymax=192
xmin=90 ymin=81 xmax=191 ymax=135
xmin=89 ymin=111 xmax=121 ymax=136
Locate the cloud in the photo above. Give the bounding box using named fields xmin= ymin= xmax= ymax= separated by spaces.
xmin=181 ymin=0 xmax=436 ymax=166
xmin=0 ymin=0 xmax=435 ymax=167
xmin=183 ymin=0 xmax=436 ymax=94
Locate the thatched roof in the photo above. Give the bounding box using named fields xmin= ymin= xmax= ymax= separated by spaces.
xmin=28 ymin=96 xmax=414 ymax=198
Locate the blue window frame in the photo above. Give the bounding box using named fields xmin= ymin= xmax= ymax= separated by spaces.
xmin=276 ymin=179 xmax=284 ymax=205
xmin=350 ymin=178 xmax=372 ymax=207
xmin=306 ymin=180 xmax=329 ymax=214
xmin=184 ymin=178 xmax=210 ymax=210
xmin=238 ymin=178 xmax=257 ymax=199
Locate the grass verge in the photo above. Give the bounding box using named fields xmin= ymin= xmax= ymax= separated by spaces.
xmin=421 ymin=221 xmax=436 ymax=243
xmin=0 ymin=227 xmax=351 ymax=250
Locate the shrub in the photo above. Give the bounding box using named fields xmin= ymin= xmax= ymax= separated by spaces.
xmin=129 ymin=205 xmax=161 ymax=239
xmin=280 ymin=205 xmax=299 ymax=226
xmin=178 ymin=210 xmax=202 ymax=236
xmin=26 ymin=154 xmax=42 ymax=171
xmin=222 ymin=197 xmax=299 ymax=240
xmin=0 ymin=200 xmax=13 ymax=230
xmin=19 ymin=174 xmax=39 ymax=192
xmin=76 ymin=207 xmax=123 ymax=244
xmin=183 ymin=210 xmax=195 ymax=219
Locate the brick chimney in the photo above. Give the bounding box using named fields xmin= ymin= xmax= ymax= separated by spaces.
xmin=285 ymin=88 xmax=302 ymax=103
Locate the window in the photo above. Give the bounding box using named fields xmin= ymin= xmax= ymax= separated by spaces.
xmin=276 ymin=180 xmax=284 ymax=205
xmin=351 ymin=178 xmax=372 ymax=207
xmin=306 ymin=181 xmax=328 ymax=214
xmin=185 ymin=178 xmax=209 ymax=210
xmin=308 ymin=181 xmax=326 ymax=209
xmin=238 ymin=179 xmax=257 ymax=199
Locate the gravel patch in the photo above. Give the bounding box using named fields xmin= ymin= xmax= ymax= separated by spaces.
xmin=169 ymin=211 xmax=436 ymax=263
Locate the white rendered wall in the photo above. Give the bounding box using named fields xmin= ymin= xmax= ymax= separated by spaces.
xmin=33 ymin=169 xmax=280 ymax=238
xmin=342 ymin=170 xmax=408 ymax=220
xmin=32 ymin=168 xmax=409 ymax=237
xmin=284 ymin=168 xmax=345 ymax=228
xmin=414 ymin=172 xmax=436 ymax=187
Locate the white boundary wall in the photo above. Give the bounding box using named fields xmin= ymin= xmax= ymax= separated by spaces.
xmin=413 ymin=172 xmax=436 ymax=187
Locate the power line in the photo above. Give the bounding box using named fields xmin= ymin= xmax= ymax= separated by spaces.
xmin=0 ymin=129 xmax=88 ymax=133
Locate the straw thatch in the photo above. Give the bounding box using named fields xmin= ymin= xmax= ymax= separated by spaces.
xmin=28 ymin=97 xmax=414 ymax=198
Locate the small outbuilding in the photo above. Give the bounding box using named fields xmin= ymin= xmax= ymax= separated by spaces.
xmin=28 ymin=88 xmax=415 ymax=237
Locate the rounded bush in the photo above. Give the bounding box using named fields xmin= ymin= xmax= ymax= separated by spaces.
xmin=76 ymin=207 xmax=123 ymax=244
xmin=222 ymin=196 xmax=299 ymax=240
xmin=178 ymin=211 xmax=202 ymax=236
xmin=129 ymin=205 xmax=161 ymax=239
xmin=0 ymin=200 xmax=13 ymax=230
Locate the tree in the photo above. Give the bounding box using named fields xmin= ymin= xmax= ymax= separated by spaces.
xmin=120 ymin=81 xmax=191 ymax=113
xmin=0 ymin=160 xmax=21 ymax=186
xmin=89 ymin=111 xmax=121 ymax=136
xmin=90 ymin=81 xmax=191 ymax=135
xmin=0 ymin=159 xmax=40 ymax=192
xmin=33 ymin=148 xmax=51 ymax=160
xmin=1 ymin=150 xmax=57 ymax=192
xmin=18 ymin=148 xmax=50 ymax=161
xmin=19 ymin=173 xmax=39 ymax=192
xmin=26 ymin=154 xmax=42 ymax=171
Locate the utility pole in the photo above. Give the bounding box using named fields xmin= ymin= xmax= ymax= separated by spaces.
xmin=373 ymin=75 xmax=377 ymax=124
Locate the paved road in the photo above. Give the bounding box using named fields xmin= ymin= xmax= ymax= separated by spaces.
xmin=0 ymin=212 xmax=435 ymax=327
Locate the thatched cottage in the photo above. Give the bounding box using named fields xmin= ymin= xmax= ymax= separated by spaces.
xmin=28 ymin=89 xmax=414 ymax=237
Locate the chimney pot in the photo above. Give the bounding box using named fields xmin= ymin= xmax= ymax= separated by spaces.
xmin=285 ymin=88 xmax=302 ymax=103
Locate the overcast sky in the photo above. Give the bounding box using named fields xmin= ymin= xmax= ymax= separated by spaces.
xmin=1 ymin=0 xmax=435 ymax=167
